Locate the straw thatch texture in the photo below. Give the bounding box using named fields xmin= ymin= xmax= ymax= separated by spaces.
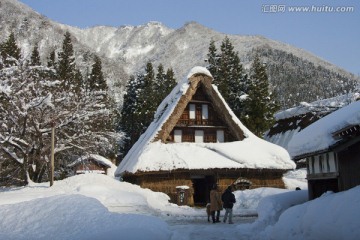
xmin=122 ymin=168 xmax=286 ymax=206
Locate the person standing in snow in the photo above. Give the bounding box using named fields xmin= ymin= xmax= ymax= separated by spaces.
xmin=210 ymin=183 xmax=222 ymax=223
xmin=221 ymin=185 xmax=236 ymax=224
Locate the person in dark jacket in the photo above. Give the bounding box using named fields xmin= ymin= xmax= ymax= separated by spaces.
xmin=221 ymin=185 xmax=236 ymax=224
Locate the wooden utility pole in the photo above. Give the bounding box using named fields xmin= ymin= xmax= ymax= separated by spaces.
xmin=50 ymin=122 xmax=55 ymax=187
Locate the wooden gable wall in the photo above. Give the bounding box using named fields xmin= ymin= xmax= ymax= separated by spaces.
xmin=154 ymin=74 xmax=244 ymax=143
xmin=167 ymin=84 xmax=236 ymax=143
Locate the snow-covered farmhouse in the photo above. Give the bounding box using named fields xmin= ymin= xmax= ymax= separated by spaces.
xmin=115 ymin=67 xmax=295 ymax=206
xmin=289 ymin=101 xmax=360 ymax=200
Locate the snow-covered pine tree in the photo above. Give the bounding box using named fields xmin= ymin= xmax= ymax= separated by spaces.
xmin=206 ymin=39 xmax=219 ymax=80
xmin=165 ymin=68 xmax=177 ymax=93
xmin=154 ymin=64 xmax=166 ymax=100
xmin=241 ymin=54 xmax=279 ymax=137
xmin=119 ymin=62 xmax=177 ymax=161
xmin=57 ymin=31 xmax=82 ymax=93
xmin=85 ymin=54 xmax=117 ymax=160
xmin=0 ymin=32 xmax=21 ymax=68
xmin=119 ymin=74 xmax=145 ymax=159
xmin=47 ymin=49 xmax=56 ymax=68
xmin=89 ymin=55 xmax=107 ymax=91
xmin=205 ymin=37 xmax=247 ymax=119
xmin=29 ymin=43 xmax=41 ymax=66
xmin=226 ymin=48 xmax=247 ymax=119
xmin=137 ymin=62 xmax=156 ymax=123
xmin=155 ymin=64 xmax=176 ymax=105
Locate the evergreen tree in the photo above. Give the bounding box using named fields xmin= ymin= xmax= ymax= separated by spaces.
xmin=164 ymin=68 xmax=176 ymax=95
xmin=137 ymin=62 xmax=156 ymax=126
xmin=89 ymin=55 xmax=107 ymax=91
xmin=206 ymin=39 xmax=219 ymax=79
xmin=206 ymin=37 xmax=247 ymax=118
xmin=30 ymin=43 xmax=41 ymax=66
xmin=119 ymin=74 xmax=145 ymax=158
xmin=86 ymin=55 xmax=111 ymax=139
xmin=47 ymin=50 xmax=56 ymax=68
xmin=155 ymin=64 xmax=165 ymax=91
xmin=155 ymin=64 xmax=166 ymax=103
xmin=242 ymin=55 xmax=279 ymax=137
xmin=57 ymin=32 xmax=78 ymax=91
xmin=217 ymin=37 xmax=232 ymax=99
xmin=0 ymin=32 xmax=21 ymax=67
xmin=119 ymin=63 xmax=177 ymax=160
xmin=73 ymin=68 xmax=83 ymax=94
xmin=153 ymin=64 xmax=177 ymax=108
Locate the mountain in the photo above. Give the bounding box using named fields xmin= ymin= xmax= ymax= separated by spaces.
xmin=1 ymin=0 xmax=359 ymax=108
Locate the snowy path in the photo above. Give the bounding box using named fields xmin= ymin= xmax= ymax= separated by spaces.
xmin=108 ymin=204 xmax=257 ymax=240
xmin=168 ymin=216 xmax=257 ymax=240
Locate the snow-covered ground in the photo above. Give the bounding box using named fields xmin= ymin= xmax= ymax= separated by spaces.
xmin=0 ymin=171 xmax=359 ymax=240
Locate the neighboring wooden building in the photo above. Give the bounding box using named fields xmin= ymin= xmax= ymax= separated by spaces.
xmin=265 ymin=94 xmax=360 ymax=169
xmin=68 ymin=154 xmax=114 ymax=175
xmin=116 ymin=67 xmax=295 ymax=206
xmin=289 ymin=101 xmax=360 ymax=200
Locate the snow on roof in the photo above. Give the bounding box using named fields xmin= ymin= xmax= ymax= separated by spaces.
xmin=68 ymin=154 xmax=113 ymax=168
xmin=115 ymin=67 xmax=294 ymax=176
xmin=186 ymin=66 xmax=212 ymax=79
xmin=275 ymin=92 xmax=359 ymax=120
xmin=288 ymin=101 xmax=360 ymax=158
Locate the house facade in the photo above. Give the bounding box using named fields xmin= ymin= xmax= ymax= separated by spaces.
xmin=116 ymin=67 xmax=295 ymax=206
xmin=168 ymin=84 xmax=239 ymax=144
xmin=289 ymin=101 xmax=360 ymax=200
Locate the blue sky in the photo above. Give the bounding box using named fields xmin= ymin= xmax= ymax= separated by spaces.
xmin=19 ymin=0 xmax=359 ymax=75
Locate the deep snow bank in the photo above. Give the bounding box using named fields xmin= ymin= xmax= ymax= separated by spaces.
xmin=0 ymin=194 xmax=170 ymax=240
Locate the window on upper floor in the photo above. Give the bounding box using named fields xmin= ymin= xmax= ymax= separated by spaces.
xmin=202 ymin=104 xmax=208 ymax=120
xmin=189 ymin=104 xmax=196 ymax=119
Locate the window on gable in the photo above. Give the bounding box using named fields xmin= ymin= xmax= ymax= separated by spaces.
xmin=189 ymin=104 xmax=196 ymax=119
xmin=202 ymin=104 xmax=208 ymax=120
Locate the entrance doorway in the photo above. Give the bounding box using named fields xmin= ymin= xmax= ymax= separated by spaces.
xmin=192 ymin=175 xmax=216 ymax=206
xmin=309 ymin=178 xmax=339 ymax=200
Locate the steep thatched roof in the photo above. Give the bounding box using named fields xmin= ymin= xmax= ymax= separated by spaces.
xmin=154 ymin=71 xmax=244 ymax=142
xmin=115 ymin=67 xmax=294 ymax=177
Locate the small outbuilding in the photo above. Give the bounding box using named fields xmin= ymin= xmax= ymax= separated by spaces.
xmin=289 ymin=101 xmax=360 ymax=200
xmin=68 ymin=154 xmax=115 ymax=175
xmin=115 ymin=67 xmax=295 ymax=206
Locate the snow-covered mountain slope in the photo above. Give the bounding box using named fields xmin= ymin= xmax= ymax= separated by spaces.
xmin=1 ymin=0 xmax=358 ymax=107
